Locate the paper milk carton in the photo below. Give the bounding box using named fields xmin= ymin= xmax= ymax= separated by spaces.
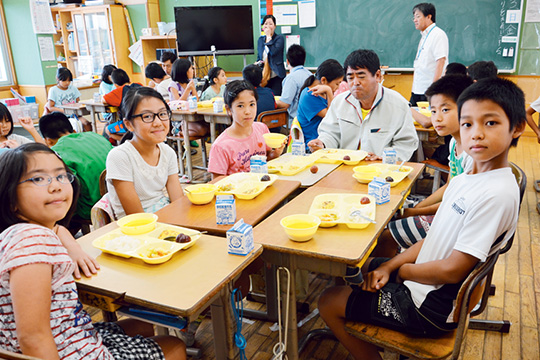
xmin=227 ymin=219 xmax=254 ymax=256
xmin=250 ymin=155 xmax=268 ymax=174
xmin=382 ymin=147 xmax=397 ymax=164
xmin=291 ymin=141 xmax=305 ymax=156
xmin=368 ymin=177 xmax=391 ymax=205
xmin=215 ymin=195 xmax=236 ymax=225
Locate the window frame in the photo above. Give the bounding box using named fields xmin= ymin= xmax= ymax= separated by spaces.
xmin=0 ymin=0 xmax=16 ymax=88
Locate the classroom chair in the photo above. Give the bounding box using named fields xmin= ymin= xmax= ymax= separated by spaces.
xmin=421 ymin=158 xmax=449 ymax=193
xmin=257 ymin=108 xmax=289 ymax=130
xmin=345 ymin=242 xmax=504 ymax=360
xmin=90 ymin=170 xmax=114 ymax=230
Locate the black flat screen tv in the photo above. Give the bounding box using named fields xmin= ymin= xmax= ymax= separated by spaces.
xmin=175 ymin=6 xmax=254 ymax=56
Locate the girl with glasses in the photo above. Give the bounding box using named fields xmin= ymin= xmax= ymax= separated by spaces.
xmin=106 ymin=87 xmax=183 ymax=219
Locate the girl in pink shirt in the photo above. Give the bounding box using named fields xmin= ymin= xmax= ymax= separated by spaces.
xmin=208 ymin=80 xmax=286 ymax=177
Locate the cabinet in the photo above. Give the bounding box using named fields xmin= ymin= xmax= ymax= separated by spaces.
xmin=50 ymin=5 xmax=132 ymax=79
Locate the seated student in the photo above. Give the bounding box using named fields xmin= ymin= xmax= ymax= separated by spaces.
xmin=308 ymin=49 xmax=418 ymax=161
xmin=444 ymin=62 xmax=467 ymax=76
xmin=106 ymin=87 xmax=183 ymax=219
xmin=276 ymin=44 xmax=312 ymax=126
xmin=200 ymin=66 xmax=227 ymax=101
xmin=242 ymin=64 xmax=276 ymax=118
xmin=99 ymin=64 xmax=117 ymax=123
xmin=102 ymin=69 xmax=143 ymax=144
xmin=297 ymin=59 xmax=344 ymax=148
xmin=467 ymin=60 xmax=498 ymax=81
xmin=39 ymin=112 xmax=113 ymax=234
xmin=156 ymin=51 xmax=175 ymax=99
xmin=0 ymin=143 xmax=186 ymax=360
xmin=373 ymin=75 xmax=473 ymax=258
xmin=145 ymin=62 xmax=170 ymax=100
xmin=208 ymin=80 xmax=285 ymax=177
xmin=45 ymin=67 xmax=92 ymax=132
xmin=318 ymin=77 xmax=525 ymax=359
xmin=0 ymin=103 xmax=44 ymax=148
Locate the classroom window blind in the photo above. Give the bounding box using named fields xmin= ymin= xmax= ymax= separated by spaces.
xmin=0 ymin=5 xmax=13 ymax=86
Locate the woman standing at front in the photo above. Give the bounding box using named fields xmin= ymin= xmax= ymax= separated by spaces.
xmin=257 ymin=15 xmax=286 ymax=96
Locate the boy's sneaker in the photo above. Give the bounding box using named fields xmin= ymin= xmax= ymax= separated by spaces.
xmin=343 ymin=266 xmax=364 ymax=285
xmin=190 ymin=140 xmax=199 ymax=148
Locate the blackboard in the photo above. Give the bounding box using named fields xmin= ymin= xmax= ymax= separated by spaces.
xmin=285 ymin=0 xmax=522 ymax=71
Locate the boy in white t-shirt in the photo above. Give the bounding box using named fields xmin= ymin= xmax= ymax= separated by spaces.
xmin=318 ymin=77 xmax=526 ymax=360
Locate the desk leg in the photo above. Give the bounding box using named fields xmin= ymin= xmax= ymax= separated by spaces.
xmin=181 ymin=120 xmax=193 ymax=181
xmin=210 ymin=120 xmax=217 ymax=143
xmin=280 ymin=255 xmax=299 ymax=360
xmin=211 ymin=283 xmax=237 ymax=360
xmin=90 ymin=108 xmax=97 ymax=133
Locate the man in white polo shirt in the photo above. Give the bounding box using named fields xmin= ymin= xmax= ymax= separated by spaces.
xmin=410 ymin=3 xmax=448 ymax=106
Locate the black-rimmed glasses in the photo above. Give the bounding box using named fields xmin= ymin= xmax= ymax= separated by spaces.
xmin=19 ymin=173 xmax=75 ymax=186
xmin=130 ymin=110 xmax=172 ymax=123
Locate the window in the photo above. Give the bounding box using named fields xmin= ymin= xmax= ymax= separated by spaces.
xmin=0 ymin=2 xmax=14 ymax=86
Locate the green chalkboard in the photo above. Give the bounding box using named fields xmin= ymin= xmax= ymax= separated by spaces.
xmin=287 ymin=0 xmax=521 ymax=71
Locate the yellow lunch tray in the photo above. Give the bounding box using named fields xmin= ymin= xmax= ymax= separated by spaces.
xmin=214 ymin=172 xmax=278 ymax=199
xmin=268 ymin=155 xmax=316 ymax=176
xmin=197 ymin=100 xmax=214 ymax=108
xmin=92 ymin=223 xmax=202 ymax=264
xmin=352 ymin=163 xmax=413 ymax=187
xmin=308 ymin=193 xmax=376 ymax=229
xmin=313 ymin=149 xmax=368 ymax=165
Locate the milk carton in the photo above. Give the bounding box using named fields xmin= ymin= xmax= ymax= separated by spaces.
xmin=227 ymin=219 xmax=254 ymax=256
xmin=291 ymin=141 xmax=305 ymax=156
xmin=250 ymin=155 xmax=268 ymax=174
xmin=368 ymin=177 xmax=391 ymax=205
xmin=215 ymin=195 xmax=236 ymax=225
xmin=382 ymin=147 xmax=397 ymax=164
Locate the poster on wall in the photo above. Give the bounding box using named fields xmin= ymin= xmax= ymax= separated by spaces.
xmin=274 ymin=5 xmax=298 ymax=26
xmin=30 ymin=0 xmax=56 ymax=34
xmin=299 ymin=0 xmax=316 ymax=28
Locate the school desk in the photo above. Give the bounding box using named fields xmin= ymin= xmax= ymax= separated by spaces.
xmin=316 ymin=161 xmax=425 ymax=198
xmin=415 ymin=124 xmax=437 ymax=162
xmin=253 ymin=186 xmax=403 ymax=359
xmin=154 ymin=178 xmax=301 ymax=236
xmin=75 ymin=221 xmax=262 ymax=360
xmin=273 ymin=153 xmax=342 ymax=187
xmin=80 ymin=99 xmax=118 ymax=133
xmin=196 ymin=108 xmax=231 ymax=143
xmin=170 ymin=109 xmax=205 ymax=181
xmin=58 ymin=103 xmax=90 ymax=118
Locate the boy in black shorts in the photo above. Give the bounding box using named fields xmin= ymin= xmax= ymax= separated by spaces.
xmin=318 ymin=78 xmax=526 ymax=359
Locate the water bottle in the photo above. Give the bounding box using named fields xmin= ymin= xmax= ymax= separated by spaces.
xmin=188 ymin=96 xmax=197 ymax=111
xmin=93 ymin=92 xmax=101 ymax=103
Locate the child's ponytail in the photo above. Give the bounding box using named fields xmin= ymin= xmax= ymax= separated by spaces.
xmin=201 ymin=67 xmax=223 ymax=93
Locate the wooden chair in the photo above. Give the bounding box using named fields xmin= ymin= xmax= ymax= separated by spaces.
xmin=0 ymin=348 xmax=42 ymax=359
xmin=468 ymin=162 xmax=526 ymax=333
xmin=257 ymin=108 xmax=288 ymax=129
xmin=90 ymin=169 xmax=113 ymax=230
xmin=346 ymin=244 xmax=504 ymax=360
xmin=421 ymin=158 xmax=449 ymax=193
xmin=99 ymin=169 xmax=108 ymax=197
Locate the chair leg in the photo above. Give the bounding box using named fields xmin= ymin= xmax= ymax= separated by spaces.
xmin=468 ymin=318 xmax=511 ymax=333
xmin=176 ymin=138 xmax=185 ymax=176
xmin=432 ymin=169 xmax=441 ymax=193
xmin=200 ymin=138 xmax=208 ymax=169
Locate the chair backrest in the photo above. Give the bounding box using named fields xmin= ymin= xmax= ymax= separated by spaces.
xmin=256 ymin=108 xmax=288 ymax=129
xmin=99 ymin=169 xmax=107 ymax=197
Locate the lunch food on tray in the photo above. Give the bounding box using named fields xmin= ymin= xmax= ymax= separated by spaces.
xmin=360 ymin=196 xmax=371 ymax=204
xmin=106 ymin=236 xmax=141 ymax=252
xmin=321 ymin=200 xmax=335 ymax=209
xmin=385 ymin=176 xmax=394 ymax=182
xmin=343 ymin=155 xmax=351 ymax=161
xmin=142 ymin=248 xmax=171 ymax=258
xmin=310 ymin=165 xmax=318 ymax=174
xmin=261 ymin=174 xmax=271 ymax=181
xmin=176 ymin=233 xmax=191 ymax=243
xmin=217 ymin=183 xmax=234 ymax=192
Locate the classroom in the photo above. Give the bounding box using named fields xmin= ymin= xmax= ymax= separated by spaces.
xmin=1 ymin=0 xmax=540 ymax=359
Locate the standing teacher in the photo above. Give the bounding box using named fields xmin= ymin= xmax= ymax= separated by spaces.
xmin=257 ymin=15 xmax=286 ymax=96
xmin=410 ymin=3 xmax=448 ymax=106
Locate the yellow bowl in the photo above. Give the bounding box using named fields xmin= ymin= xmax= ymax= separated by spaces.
xmin=417 ymin=101 xmax=429 ymax=109
xmin=263 ymin=133 xmax=287 ymax=148
xmin=184 ymin=184 xmax=216 ymax=205
xmin=280 ymin=214 xmax=321 ymax=242
xmin=418 ymin=108 xmax=432 ymax=117
xmin=117 ymin=213 xmax=158 ymax=235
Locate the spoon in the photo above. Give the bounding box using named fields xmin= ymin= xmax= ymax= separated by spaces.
xmin=394 ymin=160 xmax=406 ymax=172
xmin=350 ymin=210 xmax=376 ymax=224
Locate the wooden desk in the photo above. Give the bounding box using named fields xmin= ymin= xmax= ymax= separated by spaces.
xmin=253 ymin=186 xmax=403 ymax=359
xmin=196 ymin=108 xmax=231 ymax=143
xmin=76 ymin=222 xmax=262 ymax=360
xmin=155 ymin=179 xmax=301 ymax=236
xmin=317 ymin=161 xmax=424 ymax=197
xmin=171 ymin=110 xmax=205 ymax=181
xmin=415 ymin=125 xmax=437 ymax=161
xmin=80 ymin=100 xmax=118 ymax=133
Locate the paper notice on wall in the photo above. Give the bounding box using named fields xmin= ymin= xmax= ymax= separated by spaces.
xmin=128 ymin=40 xmax=144 ymax=67
xmin=30 ymin=0 xmax=56 ymax=34
xmin=525 ymin=0 xmax=540 ymax=22
xmin=299 ymin=0 xmax=316 ymax=28
xmin=37 ymin=36 xmax=55 ymax=62
xmin=274 ymin=5 xmax=298 ymax=26
xmin=286 ymin=35 xmax=300 ymax=50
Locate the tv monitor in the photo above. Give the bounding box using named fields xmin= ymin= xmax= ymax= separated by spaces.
xmin=174 ymin=6 xmax=254 ymax=56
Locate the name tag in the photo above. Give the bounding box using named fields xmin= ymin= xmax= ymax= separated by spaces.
xmin=370 ymin=128 xmax=381 ymax=133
